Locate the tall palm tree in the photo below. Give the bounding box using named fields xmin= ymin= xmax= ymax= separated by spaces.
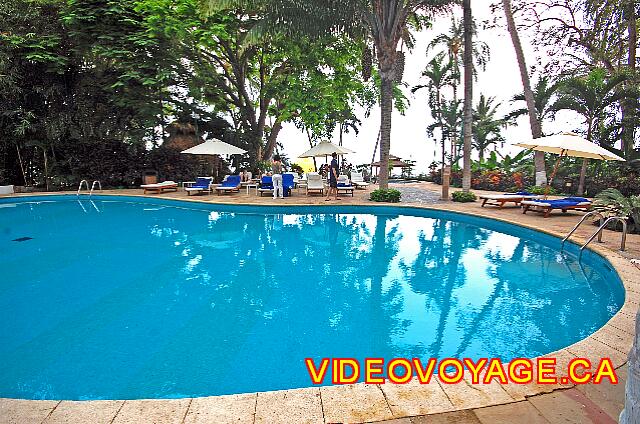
xmin=461 ymin=0 xmax=473 ymax=191
xmin=508 ymin=76 xmax=560 ymax=135
xmin=428 ymin=98 xmax=462 ymax=164
xmin=427 ymin=15 xmax=490 ymax=167
xmin=412 ymin=52 xmax=453 ymax=170
xmin=473 ymin=94 xmax=508 ymax=161
xmin=502 ymin=0 xmax=547 ymax=186
xmin=552 ymin=68 xmax=627 ymax=195
xmin=206 ymin=0 xmax=455 ymax=189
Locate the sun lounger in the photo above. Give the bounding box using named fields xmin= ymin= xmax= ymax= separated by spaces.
xmin=350 ymin=172 xmax=370 ymax=189
xmin=258 ymin=176 xmax=274 ymax=196
xmin=141 ymin=181 xmax=178 ymax=194
xmin=336 ymin=175 xmax=355 ymax=196
xmin=521 ymin=197 xmax=592 ymax=218
xmin=282 ymin=173 xmax=295 ymax=197
xmin=215 ymin=175 xmax=241 ymax=195
xmin=480 ymin=191 xmax=542 ymax=208
xmin=306 ymin=173 xmax=324 ymax=196
xmin=185 ymin=177 xmax=213 ymax=196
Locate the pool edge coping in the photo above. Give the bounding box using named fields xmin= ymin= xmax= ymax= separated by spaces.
xmin=1 ymin=191 xmax=637 ymax=423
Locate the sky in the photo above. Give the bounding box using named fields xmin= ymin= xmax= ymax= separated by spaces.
xmin=277 ymin=2 xmax=578 ymax=174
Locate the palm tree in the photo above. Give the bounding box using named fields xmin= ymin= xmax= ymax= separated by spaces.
xmin=507 ymin=76 xmax=560 ymax=135
xmin=551 ymin=68 xmax=627 ymax=195
xmin=412 ymin=52 xmax=453 ymax=171
xmin=427 ymin=98 xmax=462 ymax=164
xmin=473 ymin=94 xmax=508 ymax=162
xmin=206 ymin=0 xmax=455 ymax=189
xmin=502 ymin=0 xmax=547 ymax=186
xmin=461 ymin=0 xmax=473 ymax=191
xmin=427 ymin=15 xmax=490 ymax=167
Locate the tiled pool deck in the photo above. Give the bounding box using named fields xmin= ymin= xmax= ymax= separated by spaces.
xmin=1 ymin=182 xmax=638 ymax=424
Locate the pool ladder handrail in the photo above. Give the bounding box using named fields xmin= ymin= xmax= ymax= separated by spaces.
xmin=90 ymin=180 xmax=102 ymax=196
xmin=579 ymin=216 xmax=628 ymax=258
xmin=560 ymin=211 xmax=605 ymax=251
xmin=77 ymin=180 xmax=89 ymax=196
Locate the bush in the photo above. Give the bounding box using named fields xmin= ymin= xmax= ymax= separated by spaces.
xmin=452 ymin=191 xmax=477 ymax=202
xmin=527 ymin=185 xmax=558 ymax=195
xmin=370 ymin=188 xmax=401 ymax=203
xmin=593 ymin=188 xmax=640 ymax=233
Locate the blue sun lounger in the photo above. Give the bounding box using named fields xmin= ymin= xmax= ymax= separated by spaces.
xmin=258 ymin=176 xmax=274 ymax=197
xmin=282 ymin=173 xmax=295 ymax=197
xmin=185 ymin=177 xmax=213 ymax=196
xmin=215 ymin=175 xmax=241 ymax=195
xmin=521 ymin=197 xmax=592 ymax=218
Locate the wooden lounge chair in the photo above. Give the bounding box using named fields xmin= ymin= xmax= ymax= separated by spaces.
xmin=480 ymin=192 xmax=542 ymax=208
xmin=521 ymin=197 xmax=592 ymax=218
xmin=141 ymin=181 xmax=178 ymax=194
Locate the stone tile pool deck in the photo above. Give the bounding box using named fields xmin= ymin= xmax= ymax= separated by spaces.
xmin=1 ymin=182 xmax=638 ymax=424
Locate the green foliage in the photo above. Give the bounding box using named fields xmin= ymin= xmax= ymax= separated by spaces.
xmin=451 ymin=190 xmax=476 ymax=202
xmin=593 ymin=188 xmax=640 ymax=232
xmin=527 ymin=185 xmax=557 ymax=195
xmin=472 ymin=94 xmax=508 ymax=160
xmin=370 ymin=188 xmax=401 ymax=203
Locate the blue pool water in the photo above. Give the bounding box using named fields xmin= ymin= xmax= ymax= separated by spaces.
xmin=0 ymin=195 xmax=624 ymax=400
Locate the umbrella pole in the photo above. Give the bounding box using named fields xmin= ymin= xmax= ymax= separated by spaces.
xmin=544 ymin=150 xmax=565 ymax=198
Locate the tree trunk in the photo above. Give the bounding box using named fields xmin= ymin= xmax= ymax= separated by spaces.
xmin=378 ymin=75 xmax=393 ymax=189
xmin=578 ymin=121 xmax=594 ymax=195
xmin=577 ymin=158 xmax=588 ymax=196
xmin=462 ymin=0 xmax=473 ymax=192
xmin=502 ymin=0 xmax=547 ymax=185
xmin=262 ymin=119 xmax=284 ymax=160
xmin=621 ymin=0 xmax=637 ymax=159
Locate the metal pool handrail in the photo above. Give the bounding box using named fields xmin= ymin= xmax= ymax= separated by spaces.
xmin=90 ymin=180 xmax=102 ymax=196
xmin=77 ymin=180 xmax=89 ymax=196
xmin=579 ymin=216 xmax=628 ymax=258
xmin=561 ymin=211 xmax=605 ymax=251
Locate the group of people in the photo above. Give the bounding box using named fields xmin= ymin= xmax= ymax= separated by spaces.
xmin=264 ymin=152 xmax=343 ymax=201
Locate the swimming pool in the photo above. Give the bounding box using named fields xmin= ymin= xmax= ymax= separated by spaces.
xmin=0 ymin=195 xmax=624 ymax=400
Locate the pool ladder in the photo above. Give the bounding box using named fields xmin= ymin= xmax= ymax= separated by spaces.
xmin=77 ymin=180 xmax=102 ymax=197
xmin=561 ymin=211 xmax=628 ymax=257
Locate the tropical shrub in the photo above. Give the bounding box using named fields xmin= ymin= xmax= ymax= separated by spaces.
xmin=452 ymin=191 xmax=476 ymax=202
xmin=527 ymin=185 xmax=558 ymax=195
xmin=593 ymin=188 xmax=640 ymax=233
xmin=370 ymin=188 xmax=401 ymax=203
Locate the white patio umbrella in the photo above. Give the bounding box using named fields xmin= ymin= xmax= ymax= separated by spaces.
xmin=513 ymin=132 xmax=625 ymax=196
xmin=298 ymin=140 xmax=355 ymax=158
xmin=181 ymin=139 xmax=247 ymax=180
xmin=180 ymin=139 xmax=247 ymax=156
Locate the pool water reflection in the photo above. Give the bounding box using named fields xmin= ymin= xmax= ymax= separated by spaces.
xmin=0 ymin=196 xmax=624 ymax=400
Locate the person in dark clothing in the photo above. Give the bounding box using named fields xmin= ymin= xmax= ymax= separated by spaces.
xmin=325 ymin=152 xmax=340 ymax=201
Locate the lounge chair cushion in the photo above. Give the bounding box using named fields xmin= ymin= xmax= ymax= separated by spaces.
xmin=521 ymin=198 xmax=591 ymax=208
xmin=141 ymin=181 xmax=177 ymax=188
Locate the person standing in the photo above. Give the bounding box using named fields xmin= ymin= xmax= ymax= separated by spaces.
xmin=272 ymin=155 xmax=283 ymax=199
xmin=325 ymin=152 xmax=340 ymax=201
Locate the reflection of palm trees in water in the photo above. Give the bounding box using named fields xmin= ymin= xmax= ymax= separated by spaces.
xmin=399 ymin=220 xmax=490 ymax=357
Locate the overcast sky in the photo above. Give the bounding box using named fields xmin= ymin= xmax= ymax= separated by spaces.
xmin=278 ymin=3 xmax=578 ymax=174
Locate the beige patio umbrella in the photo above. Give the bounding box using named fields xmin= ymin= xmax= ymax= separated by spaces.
xmin=181 ymin=139 xmax=247 ymax=156
xmin=298 ymin=140 xmax=355 ymax=158
xmin=181 ymin=139 xmax=247 ymax=180
xmin=513 ymin=132 xmax=625 ymax=196
xmin=298 ymin=140 xmax=355 ymax=172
